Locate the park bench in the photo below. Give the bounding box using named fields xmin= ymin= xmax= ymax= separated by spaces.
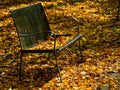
xmin=10 ymin=3 xmax=82 ymax=82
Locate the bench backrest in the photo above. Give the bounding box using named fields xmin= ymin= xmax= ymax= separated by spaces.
xmin=11 ymin=3 xmax=51 ymax=49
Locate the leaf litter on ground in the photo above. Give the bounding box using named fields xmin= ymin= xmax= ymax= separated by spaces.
xmin=0 ymin=0 xmax=120 ymax=89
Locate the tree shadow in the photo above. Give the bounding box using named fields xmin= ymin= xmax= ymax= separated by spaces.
xmin=0 ymin=58 xmax=61 ymax=89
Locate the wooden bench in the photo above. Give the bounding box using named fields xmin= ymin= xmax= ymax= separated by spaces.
xmin=10 ymin=3 xmax=82 ymax=82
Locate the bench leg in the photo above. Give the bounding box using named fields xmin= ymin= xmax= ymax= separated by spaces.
xmin=54 ymin=51 xmax=62 ymax=83
xmin=78 ymin=40 xmax=82 ymax=60
xmin=47 ymin=52 xmax=50 ymax=60
xmin=19 ymin=52 xmax=22 ymax=81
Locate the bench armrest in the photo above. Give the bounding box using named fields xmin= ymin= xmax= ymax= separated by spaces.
xmin=51 ymin=33 xmax=72 ymax=37
xmin=49 ymin=17 xmax=80 ymax=34
xmin=49 ymin=17 xmax=81 ymax=50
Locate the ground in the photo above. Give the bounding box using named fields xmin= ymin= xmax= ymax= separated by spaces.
xmin=0 ymin=0 xmax=120 ymax=90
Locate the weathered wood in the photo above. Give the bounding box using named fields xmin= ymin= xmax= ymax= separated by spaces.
xmin=11 ymin=3 xmax=51 ymax=49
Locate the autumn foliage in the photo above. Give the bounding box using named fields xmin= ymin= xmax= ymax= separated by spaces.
xmin=0 ymin=0 xmax=120 ymax=89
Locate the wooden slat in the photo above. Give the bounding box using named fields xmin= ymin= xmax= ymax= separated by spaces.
xmin=57 ymin=34 xmax=82 ymax=53
xmin=11 ymin=3 xmax=51 ymax=49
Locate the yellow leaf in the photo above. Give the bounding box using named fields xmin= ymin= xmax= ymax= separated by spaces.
xmin=92 ymin=66 xmax=97 ymax=71
xmin=73 ymin=87 xmax=79 ymax=90
xmin=82 ymin=37 xmax=87 ymax=42
xmin=97 ymin=25 xmax=103 ymax=31
xmin=83 ymin=49 xmax=91 ymax=55
xmin=110 ymin=81 xmax=116 ymax=86
xmin=99 ymin=61 xmax=105 ymax=66
xmin=86 ymin=87 xmax=92 ymax=90
xmin=70 ymin=68 xmax=73 ymax=72
xmin=96 ymin=68 xmax=103 ymax=73
xmin=95 ymin=53 xmax=100 ymax=56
